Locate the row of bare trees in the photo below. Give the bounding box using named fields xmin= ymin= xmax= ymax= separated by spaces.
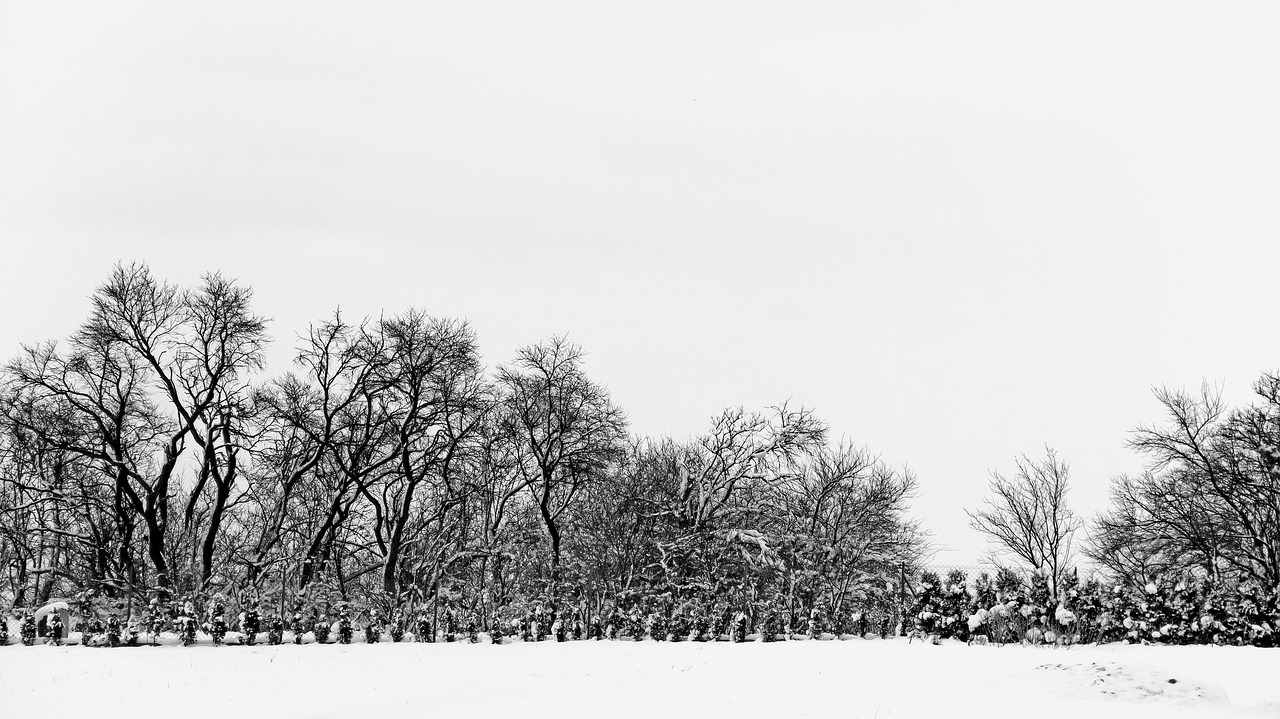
xmin=970 ymin=378 xmax=1280 ymax=596
xmin=0 ymin=264 xmax=925 ymax=623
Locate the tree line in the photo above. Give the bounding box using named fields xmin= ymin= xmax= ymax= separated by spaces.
xmin=5 ymin=263 xmax=1276 ymax=636
xmin=0 ymin=263 xmax=925 ymax=628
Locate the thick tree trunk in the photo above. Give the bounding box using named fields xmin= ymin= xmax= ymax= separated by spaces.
xmin=144 ymin=511 xmax=170 ymax=598
xmin=382 ymin=540 xmax=402 ymax=598
xmin=299 ymin=491 xmax=351 ymax=590
xmin=201 ymin=482 xmax=230 ymax=585
xmin=199 ymin=424 xmax=237 ymax=586
xmin=538 ymin=479 xmax=562 ymax=592
xmin=382 ymin=486 xmax=415 ymax=597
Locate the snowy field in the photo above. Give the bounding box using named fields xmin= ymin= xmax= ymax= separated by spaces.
xmin=3 ymin=639 xmax=1279 ymax=718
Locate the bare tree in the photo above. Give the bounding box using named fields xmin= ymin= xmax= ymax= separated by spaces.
xmin=360 ymin=311 xmax=490 ymax=599
xmin=645 ymin=404 xmax=826 ymax=596
xmin=2 ymin=264 xmax=267 ymax=598
xmin=1089 ymin=379 xmax=1280 ymax=588
xmin=496 ymin=336 xmax=628 ymax=595
xmin=281 ymin=313 xmax=398 ymax=593
xmin=669 ymin=404 xmax=825 ymax=531
xmin=967 ymin=447 xmax=1080 ymax=596
xmin=0 ymin=409 xmax=124 ymax=603
xmin=1084 ymin=471 xmax=1221 ymax=586
xmin=569 ymin=437 xmax=669 ymax=600
xmin=773 ymin=441 xmax=924 ymax=619
xmin=177 ymin=273 xmax=269 ymax=585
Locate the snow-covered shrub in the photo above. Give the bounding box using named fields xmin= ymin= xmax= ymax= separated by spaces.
xmin=993 ymin=566 xmax=1024 ymax=602
xmin=242 ymin=609 xmax=260 ymax=646
xmin=336 ymin=613 xmax=353 ymax=645
xmin=20 ymin=614 xmax=36 ymax=645
xmin=627 ymin=609 xmax=644 ymax=640
xmin=210 ymin=615 xmax=228 ymax=646
xmin=646 ymin=612 xmax=664 ymax=641
xmin=731 ymin=612 xmax=748 ymax=643
xmin=313 ymin=616 xmax=331 ymax=644
xmin=1052 ymin=603 xmax=1076 ymax=644
xmin=985 ymin=600 xmax=1024 ymax=645
xmin=415 ymin=614 xmax=432 ymax=643
xmin=909 ymin=572 xmax=944 ymax=637
xmin=178 ymin=616 xmax=197 ymax=646
xmin=973 ymin=572 xmax=997 ymax=610
xmin=756 ymin=610 xmax=777 ymax=643
xmin=106 ymin=615 xmax=121 ymax=647
xmin=1234 ymin=582 xmax=1279 ymax=647
xmin=689 ymin=610 xmax=709 ymax=642
xmin=941 ymin=570 xmax=972 ymax=641
xmin=807 ymin=608 xmax=822 ymax=639
xmin=48 ymin=614 xmax=65 ymax=645
xmin=1027 ymin=572 xmax=1051 ymax=624
xmin=966 ymin=608 xmax=989 ymax=640
xmin=671 ymin=612 xmax=691 ymax=642
xmin=268 ymin=616 xmax=284 ymax=645
xmin=389 ymin=612 xmax=404 ymax=643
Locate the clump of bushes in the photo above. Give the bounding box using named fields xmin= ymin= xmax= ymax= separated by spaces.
xmin=910 ymin=568 xmax=1280 ymax=647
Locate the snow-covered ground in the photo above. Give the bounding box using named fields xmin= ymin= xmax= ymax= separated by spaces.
xmin=2 ymin=638 xmax=1278 ymax=718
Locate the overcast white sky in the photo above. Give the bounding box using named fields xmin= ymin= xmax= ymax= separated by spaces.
xmin=2 ymin=1 xmax=1280 ymax=564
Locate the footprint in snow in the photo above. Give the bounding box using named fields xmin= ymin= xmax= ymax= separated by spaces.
xmin=1029 ymin=661 xmax=1225 ymax=704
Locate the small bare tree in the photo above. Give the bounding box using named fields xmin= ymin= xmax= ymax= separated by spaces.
xmin=967 ymin=447 xmax=1080 ymax=596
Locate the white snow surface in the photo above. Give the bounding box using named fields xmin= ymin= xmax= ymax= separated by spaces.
xmin=2 ymin=638 xmax=1279 ymax=718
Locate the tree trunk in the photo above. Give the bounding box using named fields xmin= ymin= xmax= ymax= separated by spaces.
xmin=145 ymin=513 xmax=170 ymax=598
xmin=201 ymin=480 xmax=231 ymax=586
xmin=382 ymin=540 xmax=402 ymax=598
xmin=538 ymin=473 xmax=562 ymax=592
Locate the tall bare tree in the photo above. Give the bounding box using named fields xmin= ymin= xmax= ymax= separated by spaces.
xmin=496 ymin=336 xmax=628 ymax=595
xmin=772 ymin=442 xmax=923 ymax=618
xmin=361 ymin=311 xmax=490 ymax=599
xmin=2 ymin=264 xmax=266 ymax=598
